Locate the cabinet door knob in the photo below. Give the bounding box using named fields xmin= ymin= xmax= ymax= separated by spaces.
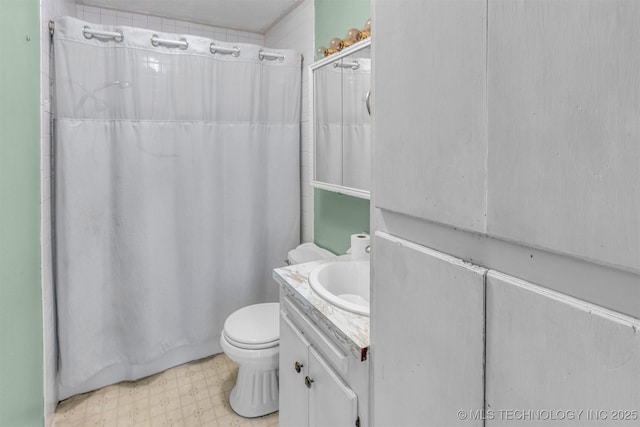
xmin=304 ymin=376 xmax=314 ymax=389
xmin=294 ymin=361 xmax=303 ymax=373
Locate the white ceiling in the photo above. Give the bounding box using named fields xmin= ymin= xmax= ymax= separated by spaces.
xmin=76 ymin=0 xmax=303 ymax=33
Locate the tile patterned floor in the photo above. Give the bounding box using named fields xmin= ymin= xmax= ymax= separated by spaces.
xmin=52 ymin=354 xmax=279 ymax=427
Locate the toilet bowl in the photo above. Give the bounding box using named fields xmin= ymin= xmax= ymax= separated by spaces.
xmin=220 ymin=303 xmax=280 ymax=418
xmin=220 ymin=243 xmax=334 ymax=418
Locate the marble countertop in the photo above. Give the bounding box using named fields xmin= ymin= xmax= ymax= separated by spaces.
xmin=273 ymin=255 xmax=370 ymax=362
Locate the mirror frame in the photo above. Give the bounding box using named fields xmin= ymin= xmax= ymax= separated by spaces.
xmin=309 ymin=38 xmax=372 ymax=200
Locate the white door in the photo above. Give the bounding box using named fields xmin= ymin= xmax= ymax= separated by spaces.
xmin=279 ymin=313 xmax=310 ymax=427
xmin=373 ymin=0 xmax=488 ymax=233
xmin=486 ymin=271 xmax=640 ymax=426
xmin=486 ymin=1 xmax=640 ymax=271
xmin=308 ymin=346 xmax=358 ymax=427
xmin=372 ymin=232 xmax=486 ymax=426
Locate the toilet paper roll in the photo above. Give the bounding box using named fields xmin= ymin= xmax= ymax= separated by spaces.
xmin=350 ymin=233 xmax=371 ymax=261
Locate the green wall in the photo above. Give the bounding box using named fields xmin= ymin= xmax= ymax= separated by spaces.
xmin=314 ymin=189 xmax=370 ymax=254
xmin=313 ymin=0 xmax=371 ymax=254
xmin=0 ymin=0 xmax=44 ymax=426
xmin=315 ymin=0 xmax=371 ymax=50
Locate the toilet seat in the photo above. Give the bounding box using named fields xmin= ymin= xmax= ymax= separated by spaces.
xmin=223 ymin=332 xmax=278 ymax=350
xmin=223 ymin=303 xmax=279 ymax=350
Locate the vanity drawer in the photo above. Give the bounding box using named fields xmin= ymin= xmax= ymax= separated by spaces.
xmin=281 ymin=294 xmax=349 ymax=375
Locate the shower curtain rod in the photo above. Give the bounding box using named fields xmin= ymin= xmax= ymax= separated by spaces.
xmin=48 ymin=20 xmax=298 ymax=61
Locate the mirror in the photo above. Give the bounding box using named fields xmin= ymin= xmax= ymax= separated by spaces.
xmin=311 ymin=39 xmax=371 ymax=199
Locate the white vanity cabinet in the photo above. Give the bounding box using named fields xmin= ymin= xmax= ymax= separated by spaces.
xmin=307 ymin=347 xmax=357 ymax=426
xmin=280 ymin=315 xmax=358 ymax=427
xmin=279 ymin=312 xmax=310 ymax=426
xmin=278 ymin=291 xmax=367 ymax=427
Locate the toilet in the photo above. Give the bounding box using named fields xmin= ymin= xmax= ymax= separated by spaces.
xmin=220 ymin=243 xmax=334 ymax=418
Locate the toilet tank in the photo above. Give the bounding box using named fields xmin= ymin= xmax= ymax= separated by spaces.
xmin=287 ymin=243 xmax=334 ymax=265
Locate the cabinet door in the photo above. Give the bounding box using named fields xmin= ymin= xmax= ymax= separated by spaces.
xmin=314 ymin=56 xmax=343 ymax=187
xmin=373 ymin=0 xmax=488 ymax=232
xmin=308 ymin=346 xmax=357 ymax=427
xmin=486 ymin=271 xmax=640 ymax=426
xmin=372 ymin=232 xmax=486 ymax=426
xmin=341 ymin=48 xmax=371 ymax=192
xmin=279 ymin=313 xmax=310 ymax=427
xmin=487 ymin=0 xmax=640 ymax=270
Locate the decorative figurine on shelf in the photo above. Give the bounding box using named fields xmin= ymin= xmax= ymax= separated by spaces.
xmin=343 ymin=28 xmax=362 ymax=48
xmin=360 ymin=18 xmax=371 ymax=40
xmin=326 ymin=37 xmax=344 ymax=55
xmin=316 ymin=45 xmax=328 ymax=59
xmin=319 ymin=18 xmax=371 ymax=58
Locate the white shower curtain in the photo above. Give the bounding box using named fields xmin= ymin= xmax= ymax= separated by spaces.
xmin=53 ymin=16 xmax=300 ymax=399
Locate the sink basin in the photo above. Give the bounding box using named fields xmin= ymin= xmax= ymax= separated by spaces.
xmin=308 ymin=261 xmax=370 ymax=316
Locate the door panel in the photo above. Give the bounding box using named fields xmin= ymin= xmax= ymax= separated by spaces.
xmin=279 ymin=312 xmax=310 ymax=427
xmin=487 ymin=0 xmax=640 ymax=270
xmin=374 ymin=0 xmax=488 ymax=233
xmin=372 ymin=232 xmax=486 ymax=426
xmin=308 ymin=346 xmax=357 ymax=427
xmin=486 ymin=271 xmax=640 ymax=426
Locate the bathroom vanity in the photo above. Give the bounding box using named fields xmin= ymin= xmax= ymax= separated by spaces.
xmin=273 ymin=258 xmax=370 ymax=427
